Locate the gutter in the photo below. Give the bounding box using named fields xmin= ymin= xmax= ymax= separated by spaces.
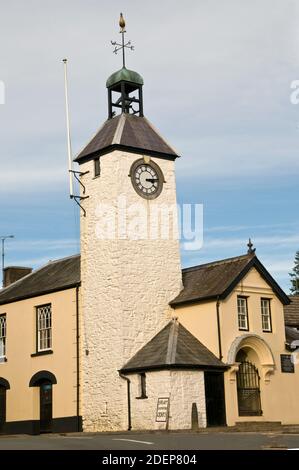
xmin=76 ymin=286 xmax=81 ymax=431
xmin=216 ymin=296 xmax=223 ymax=361
xmin=0 ymin=283 xmax=81 ymax=306
xmin=119 ymin=372 xmax=132 ymax=431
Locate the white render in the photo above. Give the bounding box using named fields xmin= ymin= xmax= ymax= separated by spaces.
xmin=129 ymin=370 xmax=207 ymax=430
xmin=79 ymin=149 xmax=183 ymax=431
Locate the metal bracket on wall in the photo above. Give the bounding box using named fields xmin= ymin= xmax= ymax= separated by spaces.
xmin=70 ymin=170 xmax=89 ymax=217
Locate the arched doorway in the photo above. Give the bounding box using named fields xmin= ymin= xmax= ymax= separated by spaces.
xmin=29 ymin=371 xmax=57 ymax=433
xmin=39 ymin=381 xmax=53 ymax=433
xmin=0 ymin=378 xmax=10 ymax=433
xmin=236 ymin=351 xmax=262 ymax=416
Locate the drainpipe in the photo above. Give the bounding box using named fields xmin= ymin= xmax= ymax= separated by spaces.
xmin=76 ymin=286 xmax=81 ymax=431
xmin=216 ymin=296 xmax=223 ymax=361
xmin=119 ymin=372 xmax=132 ymax=431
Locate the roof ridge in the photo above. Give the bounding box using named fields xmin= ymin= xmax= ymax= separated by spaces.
xmin=166 ymin=319 xmax=179 ymax=364
xmin=120 ymin=319 xmax=227 ymax=373
xmin=142 ymin=116 xmax=180 ymax=157
xmin=112 ymin=113 xmax=126 ymax=145
xmin=0 ymin=261 xmax=52 ymax=294
xmin=73 ymin=116 xmax=120 ymax=161
xmin=0 ymin=253 xmax=80 ymax=295
xmin=183 ymin=253 xmax=253 ymax=273
xmin=48 ymin=253 xmax=80 ymax=264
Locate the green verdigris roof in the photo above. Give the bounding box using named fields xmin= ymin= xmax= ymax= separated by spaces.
xmin=106 ymin=67 xmax=144 ymax=88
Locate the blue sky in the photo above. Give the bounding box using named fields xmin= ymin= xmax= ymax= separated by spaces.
xmin=0 ymin=0 xmax=298 ymax=291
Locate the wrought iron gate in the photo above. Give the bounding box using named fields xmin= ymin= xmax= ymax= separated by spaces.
xmin=237 ymin=361 xmax=262 ymax=416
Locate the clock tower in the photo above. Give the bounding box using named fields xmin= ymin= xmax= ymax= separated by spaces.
xmin=74 ymin=15 xmax=182 ymax=431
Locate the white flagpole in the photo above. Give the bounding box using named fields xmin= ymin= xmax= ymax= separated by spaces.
xmin=63 ymin=58 xmax=74 ymax=197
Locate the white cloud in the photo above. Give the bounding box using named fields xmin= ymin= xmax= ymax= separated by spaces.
xmin=0 ymin=1 xmax=297 ymax=291
xmin=0 ymin=0 xmax=298 ymax=189
xmin=205 ymin=222 xmax=299 ymax=234
xmin=201 ymin=234 xmax=299 ymax=250
xmin=9 ymin=238 xmax=79 ymax=251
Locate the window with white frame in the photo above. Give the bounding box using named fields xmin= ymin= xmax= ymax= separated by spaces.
xmin=237 ymin=297 xmax=249 ymax=331
xmin=0 ymin=315 xmax=6 ymax=359
xmin=261 ymin=298 xmax=272 ymax=332
xmin=37 ymin=305 xmax=52 ymax=351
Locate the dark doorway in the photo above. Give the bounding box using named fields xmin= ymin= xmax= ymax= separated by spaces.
xmin=236 ymin=361 xmax=262 ymax=416
xmin=40 ymin=382 xmax=53 ymax=433
xmin=0 ymin=386 xmax=6 ymax=432
xmin=204 ymin=371 xmax=226 ymax=426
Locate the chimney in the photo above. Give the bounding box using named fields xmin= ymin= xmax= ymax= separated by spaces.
xmin=3 ymin=266 xmax=32 ymax=288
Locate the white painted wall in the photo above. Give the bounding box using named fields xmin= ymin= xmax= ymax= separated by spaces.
xmin=129 ymin=370 xmax=207 ymax=430
xmin=79 ymin=149 xmax=182 ymax=431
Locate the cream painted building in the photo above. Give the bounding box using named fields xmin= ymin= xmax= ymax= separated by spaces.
xmin=1 ymin=28 xmax=299 ymax=434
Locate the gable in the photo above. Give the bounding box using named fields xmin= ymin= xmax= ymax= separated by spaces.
xmin=234 ymin=267 xmax=276 ymax=295
xmin=171 ymin=254 xmax=290 ymax=307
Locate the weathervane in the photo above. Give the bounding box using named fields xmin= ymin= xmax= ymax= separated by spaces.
xmin=247 ymin=238 xmax=256 ymax=255
xmin=111 ymin=13 xmax=134 ymax=68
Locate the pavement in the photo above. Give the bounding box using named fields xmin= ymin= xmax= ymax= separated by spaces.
xmin=0 ymin=431 xmax=298 ymax=450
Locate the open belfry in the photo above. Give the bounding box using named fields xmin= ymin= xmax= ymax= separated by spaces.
xmin=0 ymin=14 xmax=299 ymax=435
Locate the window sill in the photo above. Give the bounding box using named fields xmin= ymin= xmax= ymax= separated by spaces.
xmin=0 ymin=357 xmax=7 ymax=363
xmin=31 ymin=350 xmax=53 ymax=357
xmin=238 ymin=328 xmax=249 ymax=332
xmin=136 ymin=396 xmax=148 ymax=400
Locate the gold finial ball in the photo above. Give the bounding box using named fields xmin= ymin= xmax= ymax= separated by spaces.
xmin=119 ymin=12 xmax=126 ymax=32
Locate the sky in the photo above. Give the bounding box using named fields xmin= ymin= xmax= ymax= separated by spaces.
xmin=0 ymin=0 xmax=298 ymax=291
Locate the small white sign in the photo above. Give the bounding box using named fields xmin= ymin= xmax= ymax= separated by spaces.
xmin=156 ymin=397 xmax=169 ymax=423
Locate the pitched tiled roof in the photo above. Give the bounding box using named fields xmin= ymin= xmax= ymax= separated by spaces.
xmin=284 ymin=296 xmax=299 ymax=327
xmin=285 ymin=325 xmax=299 ymax=349
xmin=0 ymin=255 xmax=80 ymax=305
xmin=120 ymin=319 xmax=227 ymax=373
xmin=74 ymin=113 xmax=179 ymax=163
xmin=0 ymin=252 xmax=289 ymax=310
xmin=171 ymin=254 xmax=290 ymax=306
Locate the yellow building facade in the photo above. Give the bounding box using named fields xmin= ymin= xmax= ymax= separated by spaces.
xmin=172 ymin=259 xmax=299 ymax=426
xmin=0 ymin=257 xmax=80 ymax=434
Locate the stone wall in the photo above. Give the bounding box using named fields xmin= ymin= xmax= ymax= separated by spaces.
xmin=79 ymin=150 xmax=182 ymax=431
xmin=129 ymin=370 xmax=207 ymax=430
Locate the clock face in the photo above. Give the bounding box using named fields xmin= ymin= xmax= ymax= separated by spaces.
xmin=130 ymin=159 xmax=164 ymax=199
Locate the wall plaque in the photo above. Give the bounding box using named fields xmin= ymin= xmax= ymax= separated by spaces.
xmin=280 ymin=354 xmax=294 ymax=373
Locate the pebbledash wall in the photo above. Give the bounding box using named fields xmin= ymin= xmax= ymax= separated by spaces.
xmin=79 ymin=149 xmax=183 ymax=431
xmin=129 ymin=370 xmax=207 ymax=430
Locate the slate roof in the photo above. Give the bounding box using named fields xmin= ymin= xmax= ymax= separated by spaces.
xmin=285 ymin=325 xmax=299 ymax=349
xmin=120 ymin=319 xmax=227 ymax=373
xmin=0 ymin=251 xmax=290 ymax=312
xmin=284 ymin=296 xmax=299 ymax=327
xmin=0 ymin=255 xmax=80 ymax=305
xmin=74 ymin=113 xmax=179 ymax=163
xmin=171 ymin=254 xmax=290 ymax=306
